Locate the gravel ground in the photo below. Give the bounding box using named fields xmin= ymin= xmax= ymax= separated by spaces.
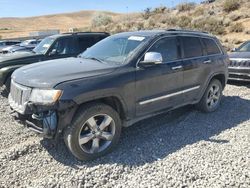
xmin=0 ymin=83 xmax=249 ymax=188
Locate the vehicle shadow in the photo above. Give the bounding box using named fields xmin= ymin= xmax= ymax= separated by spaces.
xmin=41 ymin=95 xmax=250 ymax=168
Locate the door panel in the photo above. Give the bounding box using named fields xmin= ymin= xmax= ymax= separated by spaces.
xmin=180 ymin=36 xmax=207 ymax=103
xmin=181 ymin=57 xmax=210 ymax=102
xmin=135 ymin=37 xmax=183 ymax=116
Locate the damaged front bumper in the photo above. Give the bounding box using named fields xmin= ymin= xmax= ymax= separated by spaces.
xmin=9 ymin=98 xmax=78 ymax=140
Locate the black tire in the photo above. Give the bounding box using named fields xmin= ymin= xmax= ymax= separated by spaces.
xmin=4 ymin=76 xmax=11 ymax=93
xmin=64 ymin=102 xmax=122 ymax=161
xmin=196 ymin=79 xmax=223 ymax=113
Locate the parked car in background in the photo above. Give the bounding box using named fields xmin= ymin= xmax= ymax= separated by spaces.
xmin=9 ymin=29 xmax=228 ymax=161
xmin=0 ymin=40 xmax=21 ymax=53
xmin=1 ymin=39 xmax=42 ymax=54
xmin=228 ymin=40 xmax=250 ymax=82
xmin=0 ymin=32 xmax=109 ymax=91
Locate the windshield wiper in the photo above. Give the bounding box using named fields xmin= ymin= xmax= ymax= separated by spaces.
xmin=82 ymin=56 xmax=105 ymax=63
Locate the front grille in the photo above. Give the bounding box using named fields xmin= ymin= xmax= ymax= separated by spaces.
xmin=229 ymin=59 xmax=250 ymax=67
xmin=9 ymin=80 xmax=32 ymax=114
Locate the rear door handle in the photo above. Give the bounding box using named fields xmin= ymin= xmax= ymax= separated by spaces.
xmin=203 ymin=60 xmax=212 ymax=64
xmin=172 ymin=65 xmax=183 ymax=70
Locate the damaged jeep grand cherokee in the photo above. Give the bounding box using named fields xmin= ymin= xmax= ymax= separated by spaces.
xmin=9 ymin=30 xmax=228 ymax=161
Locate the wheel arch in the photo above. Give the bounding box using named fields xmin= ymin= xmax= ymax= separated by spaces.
xmin=74 ymin=95 xmax=127 ymax=121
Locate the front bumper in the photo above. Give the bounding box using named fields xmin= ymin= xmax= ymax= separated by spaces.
xmin=9 ymin=95 xmax=78 ymax=139
xmin=228 ymin=67 xmax=250 ymax=82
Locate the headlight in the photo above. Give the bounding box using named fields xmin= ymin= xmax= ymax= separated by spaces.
xmin=29 ymin=89 xmax=62 ymax=104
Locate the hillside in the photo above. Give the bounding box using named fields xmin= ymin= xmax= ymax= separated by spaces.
xmin=0 ymin=10 xmax=121 ymax=38
xmin=0 ymin=0 xmax=250 ymax=50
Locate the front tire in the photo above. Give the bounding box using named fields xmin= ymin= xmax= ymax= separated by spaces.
xmin=64 ymin=103 xmax=122 ymax=161
xmin=196 ymin=79 xmax=223 ymax=113
xmin=4 ymin=76 xmax=11 ymax=93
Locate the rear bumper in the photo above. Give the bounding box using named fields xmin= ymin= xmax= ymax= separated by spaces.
xmin=228 ymin=67 xmax=250 ymax=82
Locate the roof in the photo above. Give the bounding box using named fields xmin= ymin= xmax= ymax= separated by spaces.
xmin=114 ymin=29 xmax=213 ymax=38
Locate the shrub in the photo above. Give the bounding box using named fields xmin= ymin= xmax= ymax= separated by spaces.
xmin=229 ymin=13 xmax=242 ymax=21
xmin=192 ymin=17 xmax=225 ymax=35
xmin=142 ymin=8 xmax=152 ymax=19
xmin=177 ymin=2 xmax=196 ymax=12
xmin=177 ymin=16 xmax=192 ymax=28
xmin=229 ymin=22 xmax=244 ymax=33
xmin=223 ymin=0 xmax=240 ymax=13
xmin=91 ymin=13 xmax=112 ymax=27
xmin=193 ymin=7 xmax=205 ymax=16
xmin=153 ymin=6 xmax=168 ymax=14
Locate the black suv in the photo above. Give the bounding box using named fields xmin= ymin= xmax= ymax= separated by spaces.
xmin=9 ymin=30 xmax=228 ymax=161
xmin=0 ymin=32 xmax=109 ymax=91
xmin=228 ymin=40 xmax=250 ymax=82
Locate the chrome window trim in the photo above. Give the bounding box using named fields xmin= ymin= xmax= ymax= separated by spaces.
xmin=136 ymin=34 xmax=223 ymax=68
xmin=139 ymin=85 xmax=200 ymax=105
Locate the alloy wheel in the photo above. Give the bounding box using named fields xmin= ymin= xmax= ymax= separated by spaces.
xmin=206 ymin=84 xmax=221 ymax=109
xmin=78 ymin=114 xmax=115 ymax=154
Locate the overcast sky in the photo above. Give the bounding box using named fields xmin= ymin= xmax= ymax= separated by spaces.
xmin=0 ymin=0 xmax=202 ymax=18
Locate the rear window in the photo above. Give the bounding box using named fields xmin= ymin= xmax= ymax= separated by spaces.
xmin=77 ymin=36 xmax=102 ymax=53
xmin=181 ymin=36 xmax=203 ymax=58
xmin=202 ymin=38 xmax=221 ymax=55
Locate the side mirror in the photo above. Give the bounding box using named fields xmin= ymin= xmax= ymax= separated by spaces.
xmin=232 ymin=48 xmax=237 ymax=52
xmin=139 ymin=52 xmax=163 ymax=66
xmin=48 ymin=49 xmax=57 ymax=56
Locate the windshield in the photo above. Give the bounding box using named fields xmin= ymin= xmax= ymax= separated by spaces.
xmin=80 ymin=35 xmax=148 ymax=64
xmin=237 ymin=41 xmax=250 ymax=52
xmin=33 ymin=37 xmax=55 ymax=54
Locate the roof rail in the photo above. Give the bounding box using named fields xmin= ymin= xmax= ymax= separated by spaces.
xmin=62 ymin=32 xmax=110 ymax=35
xmin=166 ymin=28 xmax=209 ymax=34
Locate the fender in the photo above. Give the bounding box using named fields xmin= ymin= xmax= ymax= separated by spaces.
xmin=73 ymin=89 xmax=129 ymax=119
xmin=0 ymin=64 xmax=27 ymax=85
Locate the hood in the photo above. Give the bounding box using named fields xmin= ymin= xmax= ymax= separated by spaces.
xmin=4 ymin=45 xmax=23 ymax=52
xmin=12 ymin=57 xmax=117 ymax=88
xmin=0 ymin=51 xmax=36 ymax=63
xmin=229 ymin=52 xmax=250 ymax=59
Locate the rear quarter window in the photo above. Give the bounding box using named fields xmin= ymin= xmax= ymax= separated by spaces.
xmin=181 ymin=36 xmax=203 ymax=58
xmin=202 ymin=38 xmax=221 ymax=55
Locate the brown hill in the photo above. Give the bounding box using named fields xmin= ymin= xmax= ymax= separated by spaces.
xmin=0 ymin=10 xmax=121 ymax=38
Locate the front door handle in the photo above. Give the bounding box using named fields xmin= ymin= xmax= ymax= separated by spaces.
xmin=203 ymin=60 xmax=212 ymax=64
xmin=172 ymin=65 xmax=183 ymax=70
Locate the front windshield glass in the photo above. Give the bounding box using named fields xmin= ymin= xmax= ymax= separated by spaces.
xmin=237 ymin=42 xmax=250 ymax=52
xmin=80 ymin=35 xmax=148 ymax=64
xmin=33 ymin=37 xmax=55 ymax=54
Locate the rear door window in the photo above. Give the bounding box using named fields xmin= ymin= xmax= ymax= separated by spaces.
xmin=202 ymin=38 xmax=221 ymax=55
xmin=181 ymin=36 xmax=203 ymax=58
xmin=147 ymin=37 xmax=179 ymax=62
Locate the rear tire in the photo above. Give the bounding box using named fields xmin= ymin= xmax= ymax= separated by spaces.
xmin=196 ymin=79 xmax=223 ymax=113
xmin=64 ymin=103 xmax=122 ymax=161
